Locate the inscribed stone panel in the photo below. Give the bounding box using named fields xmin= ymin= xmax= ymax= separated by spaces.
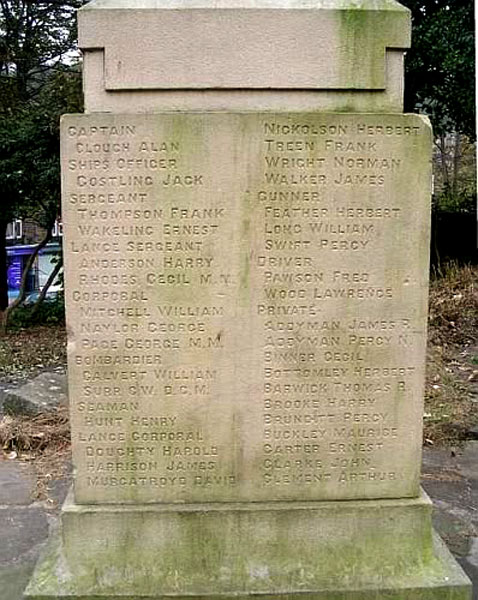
xmin=61 ymin=112 xmax=431 ymax=503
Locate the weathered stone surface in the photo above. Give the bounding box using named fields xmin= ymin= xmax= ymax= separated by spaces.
xmin=24 ymin=494 xmax=472 ymax=599
xmin=55 ymin=490 xmax=435 ymax=594
xmin=3 ymin=372 xmax=68 ymax=417
xmin=79 ymin=0 xmax=410 ymax=90
xmin=79 ymin=0 xmax=409 ymax=112
xmin=62 ymin=111 xmax=431 ymax=505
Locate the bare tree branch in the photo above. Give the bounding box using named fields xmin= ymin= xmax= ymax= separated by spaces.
xmin=6 ymin=223 xmax=52 ymax=313
xmin=31 ymin=254 xmax=62 ymax=316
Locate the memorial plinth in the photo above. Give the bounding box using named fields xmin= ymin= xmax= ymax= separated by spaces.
xmin=26 ymin=1 xmax=472 ymax=599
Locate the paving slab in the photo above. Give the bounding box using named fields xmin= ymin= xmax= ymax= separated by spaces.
xmin=0 ymin=506 xmax=49 ymax=566
xmin=0 ymin=460 xmax=36 ymax=505
xmin=0 ymin=454 xmax=69 ymax=600
xmin=0 ymin=458 xmax=49 ymax=600
xmin=0 ymin=562 xmax=37 ymax=600
xmin=422 ymin=442 xmax=478 ymax=599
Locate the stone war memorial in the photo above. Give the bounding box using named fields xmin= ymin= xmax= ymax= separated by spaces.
xmin=26 ymin=1 xmax=472 ymax=599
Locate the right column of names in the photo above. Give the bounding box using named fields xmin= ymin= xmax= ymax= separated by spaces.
xmin=250 ymin=114 xmax=430 ymax=499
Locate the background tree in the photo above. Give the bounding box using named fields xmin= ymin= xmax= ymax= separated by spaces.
xmin=402 ymin=0 xmax=475 ymax=267
xmin=402 ymin=0 xmax=475 ymax=140
xmin=0 ymin=0 xmax=475 ymax=331
xmin=0 ymin=0 xmax=84 ymax=106
xmin=0 ymin=1 xmax=85 ymax=332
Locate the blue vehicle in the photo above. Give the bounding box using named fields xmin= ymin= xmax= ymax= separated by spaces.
xmin=7 ymin=242 xmax=62 ymax=304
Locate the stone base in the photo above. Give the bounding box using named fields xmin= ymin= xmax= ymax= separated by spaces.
xmin=25 ymin=489 xmax=471 ymax=599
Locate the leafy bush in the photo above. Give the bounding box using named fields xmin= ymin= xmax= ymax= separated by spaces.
xmin=433 ymin=190 xmax=476 ymax=214
xmin=8 ymin=295 xmax=65 ymax=330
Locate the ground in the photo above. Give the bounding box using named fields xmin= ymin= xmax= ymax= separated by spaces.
xmin=0 ymin=325 xmax=66 ymax=390
xmin=0 ymin=263 xmax=476 ymax=598
xmin=425 ymin=264 xmax=478 ymax=445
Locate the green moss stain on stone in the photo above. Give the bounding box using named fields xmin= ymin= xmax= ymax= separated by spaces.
xmin=338 ymin=9 xmax=391 ymax=90
xmin=25 ymin=517 xmax=472 ymax=599
xmin=239 ymin=188 xmax=252 ymax=297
